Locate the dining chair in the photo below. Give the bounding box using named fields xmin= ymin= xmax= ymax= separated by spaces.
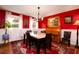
xmin=26 ymin=32 xmax=37 ymax=49
xmin=23 ymin=34 xmax=26 ymax=44
xmin=36 ymin=33 xmax=52 ymax=54
xmin=61 ymin=31 xmax=71 ymax=46
xmin=46 ymin=33 xmax=52 ymax=50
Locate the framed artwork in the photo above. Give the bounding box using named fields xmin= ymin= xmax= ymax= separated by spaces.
xmin=64 ymin=16 xmax=72 ymax=24
xmin=24 ymin=19 xmax=28 ymax=28
xmin=48 ymin=16 xmax=60 ymax=27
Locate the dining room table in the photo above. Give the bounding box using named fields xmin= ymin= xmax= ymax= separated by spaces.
xmin=28 ymin=31 xmax=52 ymax=54
xmin=30 ymin=32 xmax=47 ymax=54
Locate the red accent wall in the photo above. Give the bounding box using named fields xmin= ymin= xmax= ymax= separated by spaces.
xmin=0 ymin=10 xmax=5 ymax=28
xmin=39 ymin=9 xmax=79 ymax=29
xmin=39 ymin=18 xmax=47 ymax=28
xmin=22 ymin=15 xmax=30 ymax=28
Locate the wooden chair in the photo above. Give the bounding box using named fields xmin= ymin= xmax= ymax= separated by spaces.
xmin=61 ymin=31 xmax=71 ymax=46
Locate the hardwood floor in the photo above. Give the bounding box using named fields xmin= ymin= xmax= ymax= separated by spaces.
xmin=0 ymin=43 xmax=13 ymax=54
xmin=0 ymin=41 xmax=22 ymax=54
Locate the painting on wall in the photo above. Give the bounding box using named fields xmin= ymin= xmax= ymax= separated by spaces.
xmin=48 ymin=16 xmax=60 ymax=27
xmin=64 ymin=16 xmax=72 ymax=24
xmin=24 ymin=19 xmax=28 ymax=28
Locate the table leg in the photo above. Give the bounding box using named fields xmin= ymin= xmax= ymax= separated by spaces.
xmin=36 ymin=41 xmax=40 ymax=54
xmin=36 ymin=46 xmax=40 ymax=54
xmin=44 ymin=48 xmax=46 ymax=54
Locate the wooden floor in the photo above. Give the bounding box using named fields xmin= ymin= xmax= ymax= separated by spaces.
xmin=0 ymin=41 xmax=79 ymax=54
xmin=0 ymin=43 xmax=13 ymax=54
xmin=0 ymin=41 xmax=22 ymax=54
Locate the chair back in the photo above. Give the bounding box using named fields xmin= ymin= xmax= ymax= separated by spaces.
xmin=45 ymin=33 xmax=52 ymax=49
xmin=63 ymin=31 xmax=71 ymax=39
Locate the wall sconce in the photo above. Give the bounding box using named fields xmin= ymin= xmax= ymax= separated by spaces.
xmin=41 ymin=17 xmax=43 ymax=21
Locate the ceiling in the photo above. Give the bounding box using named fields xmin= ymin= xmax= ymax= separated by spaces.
xmin=0 ymin=5 xmax=79 ymax=18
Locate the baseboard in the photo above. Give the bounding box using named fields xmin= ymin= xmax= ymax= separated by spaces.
xmin=0 ymin=39 xmax=23 ymax=45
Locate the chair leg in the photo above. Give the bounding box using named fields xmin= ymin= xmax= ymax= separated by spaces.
xmin=68 ymin=41 xmax=70 ymax=47
xmin=44 ymin=48 xmax=46 ymax=54
xmin=36 ymin=47 xmax=40 ymax=54
xmin=28 ymin=42 xmax=31 ymax=50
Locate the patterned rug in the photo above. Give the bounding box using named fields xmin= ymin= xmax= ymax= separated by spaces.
xmin=20 ymin=42 xmax=79 ymax=54
xmin=11 ymin=42 xmax=23 ymax=54
xmin=0 ymin=41 xmax=79 ymax=54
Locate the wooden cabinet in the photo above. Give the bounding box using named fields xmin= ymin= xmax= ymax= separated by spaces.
xmin=46 ymin=28 xmax=60 ymax=43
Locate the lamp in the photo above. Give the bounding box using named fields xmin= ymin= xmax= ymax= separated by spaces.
xmin=74 ymin=20 xmax=79 ymax=48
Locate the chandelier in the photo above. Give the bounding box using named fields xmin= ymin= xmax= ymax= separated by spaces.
xmin=37 ymin=6 xmax=40 ymax=20
xmin=34 ymin=6 xmax=40 ymax=21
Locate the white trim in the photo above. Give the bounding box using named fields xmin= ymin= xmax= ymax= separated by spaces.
xmin=61 ymin=29 xmax=77 ymax=45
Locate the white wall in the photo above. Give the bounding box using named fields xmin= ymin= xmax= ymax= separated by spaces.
xmin=0 ymin=28 xmax=46 ymax=44
xmin=0 ymin=29 xmax=30 ymax=44
xmin=0 ymin=29 xmax=5 ymax=43
xmin=0 ymin=27 xmax=77 ymax=46
xmin=61 ymin=29 xmax=77 ymax=45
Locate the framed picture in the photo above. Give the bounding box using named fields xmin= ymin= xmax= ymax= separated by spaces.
xmin=48 ymin=16 xmax=60 ymax=27
xmin=64 ymin=16 xmax=72 ymax=24
xmin=24 ymin=19 xmax=28 ymax=28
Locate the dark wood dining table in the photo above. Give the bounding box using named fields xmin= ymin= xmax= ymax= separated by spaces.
xmin=29 ymin=32 xmax=52 ymax=54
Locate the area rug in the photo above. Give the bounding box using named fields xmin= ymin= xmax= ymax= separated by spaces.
xmin=19 ymin=42 xmax=76 ymax=54
xmin=0 ymin=41 xmax=78 ymax=54
xmin=10 ymin=42 xmax=79 ymax=54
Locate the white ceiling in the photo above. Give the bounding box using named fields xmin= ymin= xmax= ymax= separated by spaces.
xmin=0 ymin=5 xmax=79 ymax=18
